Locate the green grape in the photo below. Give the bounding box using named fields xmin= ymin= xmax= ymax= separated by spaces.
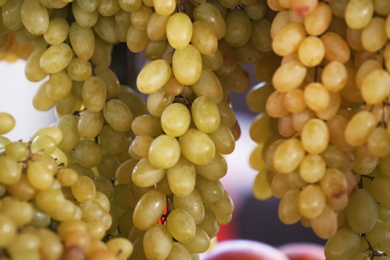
xmin=365 ymin=221 xmax=390 ymax=252
xmin=71 ymin=1 xmax=98 ymax=28
xmin=146 ymin=88 xmax=175 ymax=117
xmin=130 ymin=4 xmax=152 ymax=31
xmin=310 ymin=205 xmax=338 ymax=239
xmin=148 ymin=134 xmax=181 ymax=169
xmin=195 ymin=152 xmax=227 ymax=180
xmin=94 ymin=66 xmax=121 ymax=98
xmin=278 ymin=189 xmax=301 ymax=225
xmin=99 ymin=124 xmax=129 ymax=156
xmin=0 ymin=196 xmax=33 ymax=226
xmin=191 ymin=96 xmax=220 ymax=134
xmin=103 ymin=99 xmax=133 ymax=133
xmin=80 ymin=200 xmax=105 ymax=223
xmin=223 ymin=9 xmax=251 ymax=48
xmin=324 ymin=229 xmax=362 ymax=260
xmin=71 ymin=175 xmax=96 ymax=203
xmin=166 ymin=242 xmax=192 ymax=260
xmin=371 ymin=174 xmax=390 ymax=208
xmin=97 ymin=153 xmax=120 ymax=179
xmin=182 ymin=227 xmax=210 ymax=254
xmin=346 ymin=189 xmax=378 ymax=234
xmin=0 ymin=112 xmax=15 ymax=134
xmin=197 ymin=207 xmax=220 ymax=238
xmin=193 ymin=2 xmax=226 ymax=39
xmin=136 ymin=59 xmax=171 ymax=94
xmin=173 ymin=189 xmax=205 ymax=225
xmin=166 ymin=12 xmax=193 ymax=50
xmin=5 ymin=141 xmax=28 ymax=161
xmin=191 ymin=67 xmax=223 ymax=103
xmin=20 ymin=0 xmax=49 ymax=36
xmin=132 ymin=189 xmax=166 ymax=230
xmin=191 ymin=20 xmax=218 ymax=55
xmin=167 ymin=208 xmax=196 ymax=243
xmin=0 ymin=214 xmax=16 ymax=247
xmin=252 ymin=168 xmax=273 ymax=200
xmin=179 ymin=128 xmax=215 ymax=165
xmin=73 ymin=139 xmax=102 ymax=168
xmin=132 ymin=157 xmax=166 ymax=187
xmin=69 ymin=22 xmax=95 ymax=61
xmin=39 ymin=42 xmax=73 ymax=74
xmin=77 ymin=110 xmax=104 ymax=139
xmin=1 ymin=0 xmax=23 ymax=31
xmin=143 ymin=224 xmax=172 ymax=260
xmin=31 ymin=126 xmax=63 ymax=145
xmin=161 ymin=103 xmax=191 ymax=137
xmin=167 ymin=156 xmax=196 ymax=197
xmin=0 ymin=156 xmax=23 ymax=185
xmin=209 ymin=189 xmax=234 ymax=218
xmin=208 ymin=121 xmax=235 ymax=154
xmin=172 ymin=44 xmax=202 ymax=85
xmin=129 ymin=134 xmax=153 ymax=159
xmin=106 ymin=237 xmax=133 ymax=260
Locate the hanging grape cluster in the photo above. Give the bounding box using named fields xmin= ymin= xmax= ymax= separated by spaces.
xmin=0 ymin=0 xmax=258 ymax=259
xmin=248 ymin=0 xmax=390 ymax=259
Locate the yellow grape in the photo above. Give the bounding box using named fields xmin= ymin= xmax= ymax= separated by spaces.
xmin=320 ymin=31 xmax=351 ymax=64
xmin=191 ymin=96 xmax=220 ymax=134
xmin=148 ymin=134 xmax=181 ymax=169
xmin=301 ymin=118 xmax=329 ymax=154
xmin=361 ymin=69 xmax=390 ymax=105
xmin=298 ymin=184 xmax=326 ymax=219
xmin=345 ymin=0 xmax=374 ymax=29
xmin=146 ymin=12 xmax=169 ymax=41
xmin=272 ymin=60 xmax=307 ymax=92
xmin=344 ymin=110 xmax=378 ymax=147
xmin=166 ymin=12 xmax=193 ymax=50
xmin=132 ymin=157 xmax=166 ymax=187
xmin=137 ymin=59 xmax=171 ymax=94
xmin=167 ymin=208 xmax=196 ymax=243
xmin=133 ymin=190 xmax=166 ymax=230
xmin=161 ymin=103 xmax=191 ymax=137
xmin=252 ymin=168 xmax=273 ymax=200
xmin=191 ymin=20 xmax=218 ymax=56
xmin=39 ymin=43 xmax=73 ymax=74
xmin=298 ymin=36 xmax=325 ymax=67
xmin=278 ymin=189 xmax=301 ymax=225
xmin=304 ymin=82 xmax=330 ymax=112
xmin=362 ymin=17 xmax=387 ymax=52
xmin=20 ymin=0 xmax=49 ymax=36
xmin=143 ymin=224 xmax=172 ymax=260
xmin=103 ymin=99 xmax=133 ymax=132
xmin=191 ymin=68 xmax=223 ymax=103
xmin=130 ymin=4 xmax=152 ymax=31
xmin=179 ymin=128 xmax=215 ymax=166
xmin=310 ymin=205 xmax=337 ymax=239
xmin=167 ymin=156 xmax=196 ymax=197
xmin=72 ymin=1 xmax=99 ymax=28
xmin=0 ymin=112 xmax=15 ymax=134
xmin=272 ymin=22 xmax=306 ymax=56
xmin=69 ymin=22 xmax=95 ymax=60
xmin=153 ymin=0 xmax=175 ymax=15
xmin=193 ymin=2 xmax=226 ymax=40
xmin=172 ymin=44 xmax=202 ymax=85
xmin=273 ymin=138 xmax=305 ymax=174
xmin=299 ymin=154 xmax=326 ymax=183
xmin=321 ymin=61 xmax=348 ymax=92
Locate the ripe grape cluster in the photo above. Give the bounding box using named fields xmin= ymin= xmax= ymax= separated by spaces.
xmin=0 ymin=0 xmax=255 ymax=259
xmin=248 ymin=0 xmax=390 ymax=259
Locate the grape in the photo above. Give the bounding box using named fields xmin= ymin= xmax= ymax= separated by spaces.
xmin=166 ymin=12 xmax=193 ymax=50
xmin=0 ymin=112 xmax=15 ymax=134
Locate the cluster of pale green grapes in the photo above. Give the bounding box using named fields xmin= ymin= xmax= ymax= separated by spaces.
xmin=247 ymin=0 xmax=390 ymax=259
xmin=0 ymin=0 xmax=267 ymax=259
xmin=0 ymin=114 xmax=133 ymax=259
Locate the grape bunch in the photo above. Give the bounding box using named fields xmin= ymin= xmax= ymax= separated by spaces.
xmin=0 ymin=0 xmax=253 ymax=259
xmin=247 ymin=0 xmax=390 ymax=259
xmin=0 ymin=114 xmax=133 ymax=260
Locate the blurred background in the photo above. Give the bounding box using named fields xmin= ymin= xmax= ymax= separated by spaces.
xmin=0 ymin=43 xmax=326 ymax=247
